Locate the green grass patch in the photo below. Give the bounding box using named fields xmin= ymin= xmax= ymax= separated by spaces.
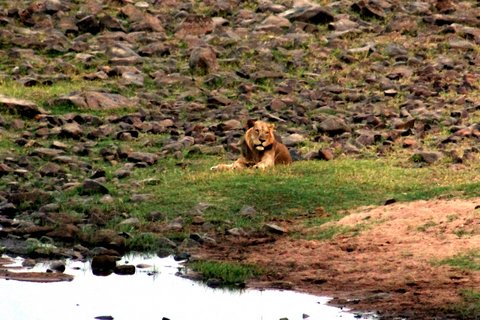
xmin=126 ymin=232 xmax=162 ymax=252
xmin=0 ymin=78 xmax=105 ymax=106
xmin=303 ymin=225 xmax=352 ymax=240
xmin=447 ymin=289 xmax=480 ymax=319
xmin=417 ymin=220 xmax=437 ymax=232
xmin=86 ymin=156 xmax=480 ymax=234
xmin=188 ymin=260 xmax=263 ymax=286
xmin=435 ymin=250 xmax=480 ymax=271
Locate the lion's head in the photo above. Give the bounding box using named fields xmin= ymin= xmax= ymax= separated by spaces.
xmin=245 ymin=120 xmax=276 ymax=152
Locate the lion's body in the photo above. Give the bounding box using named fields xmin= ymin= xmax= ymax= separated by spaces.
xmin=211 ymin=120 xmax=292 ymax=170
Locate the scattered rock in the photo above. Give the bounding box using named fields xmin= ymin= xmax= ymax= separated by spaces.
xmin=264 ymin=223 xmax=287 ymax=235
xmin=79 ymin=179 xmax=110 ymax=195
xmin=283 ymin=133 xmax=305 ymax=147
xmin=127 ymin=152 xmax=158 ymax=165
xmin=49 ymin=261 xmax=66 ymax=273
xmin=413 ymin=151 xmax=443 ymax=164
xmin=0 ymin=202 xmax=17 ymax=218
xmin=281 ymin=5 xmax=335 ymax=24
xmin=114 ymin=264 xmax=136 ymax=275
xmin=0 ymin=95 xmax=46 ymax=118
xmin=189 ymin=46 xmax=218 ymax=75
xmin=351 ymin=0 xmax=389 ymax=19
xmin=91 ymin=255 xmax=119 ymax=275
xmin=318 ymin=117 xmax=351 ymax=136
xmin=51 ymin=91 xmax=135 ymax=110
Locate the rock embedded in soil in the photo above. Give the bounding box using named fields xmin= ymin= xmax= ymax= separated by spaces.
xmin=126 ymin=152 xmax=159 ymax=165
xmin=281 ymin=5 xmax=335 ymax=24
xmin=413 ymin=151 xmax=443 ymax=164
xmin=317 ymin=116 xmax=351 ymax=136
xmin=60 ymin=122 xmax=83 ymax=139
xmin=0 ymin=202 xmax=17 ymax=218
xmin=51 ymin=91 xmax=136 ymax=110
xmin=79 ymin=179 xmax=110 ymax=195
xmin=0 ymin=95 xmax=46 ymax=118
xmin=264 ymin=223 xmax=287 ymax=235
xmin=189 ymin=46 xmax=218 ymax=75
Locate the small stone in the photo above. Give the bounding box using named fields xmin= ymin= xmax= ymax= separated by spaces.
xmin=119 ymin=217 xmax=141 ymax=227
xmin=384 ymin=198 xmax=396 ymax=205
xmin=49 ymin=261 xmax=66 ymax=273
xmin=318 ymin=117 xmax=350 ymax=136
xmin=281 ymin=5 xmax=335 ymax=24
xmin=189 ymin=46 xmax=218 ymax=75
xmin=351 ymin=0 xmax=387 ymax=19
xmin=0 ymin=95 xmax=45 ymax=118
xmin=318 ymin=149 xmax=334 ymax=161
xmin=206 ymin=278 xmax=223 ymax=288
xmin=412 ymin=151 xmax=443 ymax=164
xmin=51 ymin=141 xmax=69 ymax=150
xmin=114 ymin=265 xmax=136 ymax=275
xmin=22 ymin=259 xmax=37 ymax=268
xmin=402 ymin=138 xmax=417 ymax=148
xmin=127 ymin=152 xmax=158 ymax=165
xmin=91 ymin=255 xmax=118 ymax=275
xmin=283 ymin=133 xmax=305 ymax=147
xmin=173 ymin=252 xmax=190 ymax=261
xmin=80 ymin=179 xmax=110 ymax=195
xmin=384 ymin=89 xmax=398 ymax=97
xmin=222 ymin=119 xmax=242 ymax=131
xmin=0 ymin=163 xmax=13 ymax=176
xmin=228 ymin=228 xmax=248 ymax=236
xmin=239 ymin=206 xmax=257 ymax=217
xmin=264 ymin=223 xmax=287 ymax=235
xmin=0 ymin=203 xmax=17 ymax=218
xmin=39 ymin=162 xmax=64 ymax=177
xmin=61 ymin=122 xmax=83 ymax=138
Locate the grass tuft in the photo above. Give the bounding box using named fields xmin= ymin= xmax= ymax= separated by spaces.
xmin=435 ymin=250 xmax=480 ymax=271
xmin=188 ymin=260 xmax=263 ymax=286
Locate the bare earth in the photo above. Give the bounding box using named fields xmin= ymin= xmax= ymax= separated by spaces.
xmin=196 ymin=198 xmax=480 ymax=319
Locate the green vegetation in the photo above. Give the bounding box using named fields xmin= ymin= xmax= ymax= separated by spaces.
xmin=448 ymin=290 xmax=480 ymax=319
xmin=436 ymin=250 xmax=480 ymax=271
xmin=0 ymin=78 xmax=104 ymax=105
xmin=97 ymin=157 xmax=480 ymax=231
xmin=417 ymin=220 xmax=437 ymax=232
xmin=189 ymin=260 xmax=263 ymax=286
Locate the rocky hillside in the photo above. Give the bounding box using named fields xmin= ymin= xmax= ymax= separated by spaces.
xmin=1 ymin=0 xmax=479 ymax=162
xmin=0 ymin=0 xmax=479 ymax=256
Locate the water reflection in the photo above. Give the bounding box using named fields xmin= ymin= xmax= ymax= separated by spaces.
xmin=0 ymin=255 xmax=375 ymax=320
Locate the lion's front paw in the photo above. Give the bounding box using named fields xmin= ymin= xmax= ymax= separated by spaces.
xmin=253 ymin=162 xmax=270 ymax=170
xmin=211 ymin=164 xmax=234 ymax=171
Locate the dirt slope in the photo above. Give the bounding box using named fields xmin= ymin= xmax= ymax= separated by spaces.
xmin=196 ymin=198 xmax=480 ymax=319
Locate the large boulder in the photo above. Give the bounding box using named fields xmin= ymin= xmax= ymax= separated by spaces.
xmin=50 ymin=91 xmax=135 ymax=110
xmin=0 ymin=95 xmax=46 ymax=118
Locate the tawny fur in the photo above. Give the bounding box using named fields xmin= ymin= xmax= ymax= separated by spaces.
xmin=211 ymin=120 xmax=292 ymax=171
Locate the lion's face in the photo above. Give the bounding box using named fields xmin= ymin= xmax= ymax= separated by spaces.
xmin=246 ymin=121 xmax=275 ymax=151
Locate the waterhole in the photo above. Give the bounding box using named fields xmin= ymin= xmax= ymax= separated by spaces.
xmin=0 ymin=255 xmax=377 ymax=320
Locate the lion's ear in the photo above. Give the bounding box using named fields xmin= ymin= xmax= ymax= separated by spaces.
xmin=246 ymin=119 xmax=256 ymax=129
xmin=269 ymin=123 xmax=275 ymax=130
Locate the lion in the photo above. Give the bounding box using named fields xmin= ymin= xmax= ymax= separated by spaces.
xmin=211 ymin=120 xmax=292 ymax=170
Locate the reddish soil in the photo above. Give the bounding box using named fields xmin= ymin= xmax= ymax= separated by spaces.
xmin=195 ymin=198 xmax=480 ymax=319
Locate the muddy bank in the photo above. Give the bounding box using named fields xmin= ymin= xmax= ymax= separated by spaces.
xmin=193 ymin=198 xmax=480 ymax=319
